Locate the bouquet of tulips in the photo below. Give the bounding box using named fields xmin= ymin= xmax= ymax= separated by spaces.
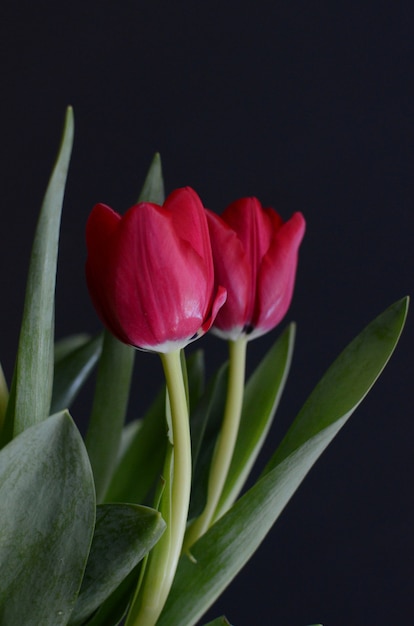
xmin=0 ymin=108 xmax=408 ymax=626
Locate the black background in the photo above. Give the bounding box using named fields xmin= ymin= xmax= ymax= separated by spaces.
xmin=1 ymin=2 xmax=413 ymax=625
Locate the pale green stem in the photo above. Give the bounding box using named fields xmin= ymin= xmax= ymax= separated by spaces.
xmin=183 ymin=337 xmax=247 ymax=551
xmin=126 ymin=349 xmax=192 ymax=626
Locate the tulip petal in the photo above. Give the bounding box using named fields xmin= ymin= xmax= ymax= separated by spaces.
xmin=166 ymin=187 xmax=215 ymax=289
xmin=222 ymin=197 xmax=282 ymax=274
xmin=108 ymin=202 xmax=212 ymax=351
xmin=206 ymin=210 xmax=251 ymax=339
xmin=85 ymin=205 xmax=129 ymax=344
xmin=254 ymin=212 xmax=305 ymax=337
xmin=198 ymin=285 xmax=228 ymax=337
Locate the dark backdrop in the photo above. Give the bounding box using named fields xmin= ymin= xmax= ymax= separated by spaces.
xmin=1 ymin=2 xmax=413 ymax=625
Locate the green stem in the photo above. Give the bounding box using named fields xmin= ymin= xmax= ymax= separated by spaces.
xmin=183 ymin=337 xmax=247 ymax=551
xmin=126 ymin=349 xmax=192 ymax=626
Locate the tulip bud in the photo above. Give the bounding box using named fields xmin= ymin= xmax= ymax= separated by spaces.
xmin=206 ymin=197 xmax=305 ymax=341
xmin=86 ymin=187 xmax=226 ymax=353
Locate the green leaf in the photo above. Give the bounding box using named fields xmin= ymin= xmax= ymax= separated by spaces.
xmin=1 ymin=108 xmax=74 ymax=442
xmin=0 ymin=411 xmax=96 ymax=625
xmin=188 ymin=363 xmax=229 ymax=519
xmin=85 ymin=152 xmax=166 ymax=503
xmin=157 ymin=297 xmax=408 ymax=626
xmin=54 ymin=333 xmax=94 ymax=362
xmin=184 ymin=349 xmax=206 ymax=413
xmin=0 ymin=362 xmax=8 ymax=431
xmin=104 ymin=388 xmax=168 ymax=505
xmin=51 ymin=334 xmax=103 ymax=413
xmin=85 ymin=333 xmax=135 ymax=503
xmin=82 ymin=569 xmax=138 ymax=626
xmin=69 ymin=503 xmax=166 ymax=625
xmin=202 ymin=618 xmax=232 ymax=625
xmin=137 ymin=152 xmax=165 ymax=204
xmin=215 ymin=324 xmax=295 ymax=520
xmin=264 ymin=298 xmax=408 ymax=475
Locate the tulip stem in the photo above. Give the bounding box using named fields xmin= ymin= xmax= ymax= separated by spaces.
xmin=126 ymin=349 xmax=191 ymax=626
xmin=183 ymin=336 xmax=247 ymax=551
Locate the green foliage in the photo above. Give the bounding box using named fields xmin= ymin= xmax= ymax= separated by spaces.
xmin=52 ymin=334 xmax=103 ymax=413
xmin=0 ymin=412 xmax=96 ymax=624
xmin=69 ymin=504 xmax=165 ymax=625
xmin=104 ymin=388 xmax=168 ymax=505
xmin=157 ymin=298 xmax=408 ymax=626
xmin=1 ymin=108 xmax=74 ymax=444
xmin=1 ymin=112 xmax=408 ymax=625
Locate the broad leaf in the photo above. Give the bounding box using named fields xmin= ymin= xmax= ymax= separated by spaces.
xmin=51 ymin=334 xmax=103 ymax=413
xmin=157 ymin=297 xmax=408 ymax=626
xmin=69 ymin=504 xmax=166 ymax=625
xmin=202 ymin=618 xmax=232 ymax=625
xmin=0 ymin=411 xmax=95 ymax=624
xmin=2 ymin=108 xmax=74 ymax=442
xmin=82 ymin=569 xmax=138 ymax=626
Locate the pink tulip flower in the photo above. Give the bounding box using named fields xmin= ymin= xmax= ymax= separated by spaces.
xmin=86 ymin=187 xmax=226 ymax=353
xmin=206 ymin=197 xmax=305 ymax=341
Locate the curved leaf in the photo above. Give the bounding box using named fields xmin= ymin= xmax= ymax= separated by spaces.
xmin=54 ymin=333 xmax=94 ymax=362
xmin=157 ymin=297 xmax=408 ymax=626
xmin=69 ymin=504 xmax=165 ymax=625
xmin=51 ymin=334 xmax=103 ymax=413
xmin=3 ymin=108 xmax=74 ymax=442
xmin=0 ymin=412 xmax=95 ymax=625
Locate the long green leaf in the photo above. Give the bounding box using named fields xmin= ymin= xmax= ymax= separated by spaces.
xmin=157 ymin=297 xmax=408 ymax=626
xmin=0 ymin=363 xmax=8 ymax=430
xmin=82 ymin=568 xmax=139 ymax=626
xmin=85 ymin=153 xmax=165 ymax=502
xmin=104 ymin=388 xmax=167 ymax=505
xmin=51 ymin=334 xmax=103 ymax=413
xmin=0 ymin=411 xmax=96 ymax=625
xmin=137 ymin=152 xmax=165 ymax=204
xmin=69 ymin=504 xmax=165 ymax=625
xmin=188 ymin=363 xmax=229 ymax=519
xmin=215 ymin=323 xmax=295 ymax=520
xmin=85 ymin=333 xmax=135 ymax=502
xmin=54 ymin=333 xmax=94 ymax=362
xmin=1 ymin=108 xmax=74 ymax=442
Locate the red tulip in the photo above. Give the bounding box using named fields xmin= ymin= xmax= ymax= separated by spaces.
xmin=206 ymin=198 xmax=305 ymax=340
xmin=86 ymin=187 xmax=226 ymax=353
